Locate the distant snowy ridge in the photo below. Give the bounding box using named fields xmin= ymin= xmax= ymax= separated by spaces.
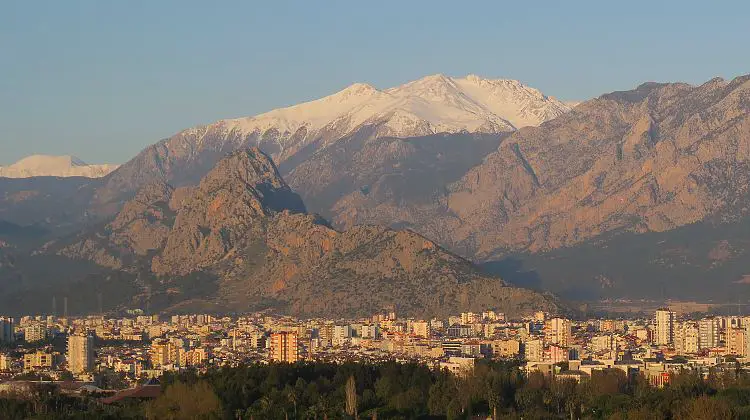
xmin=0 ymin=155 xmax=119 ymax=178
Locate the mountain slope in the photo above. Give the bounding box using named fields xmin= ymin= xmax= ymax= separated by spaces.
xmin=91 ymin=74 xmax=570 ymax=213
xmin=336 ymin=75 xmax=750 ymax=259
xmin=0 ymin=155 xmax=118 ymax=178
xmin=0 ymin=176 xmax=97 ymax=229
xmin=484 ymin=216 xmax=750 ymax=303
xmin=57 ymin=148 xmax=557 ymax=317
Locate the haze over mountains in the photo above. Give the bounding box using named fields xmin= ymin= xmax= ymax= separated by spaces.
xmin=2 ymin=73 xmax=750 ymax=311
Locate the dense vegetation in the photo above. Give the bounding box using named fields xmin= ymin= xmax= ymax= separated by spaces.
xmin=4 ymin=361 xmax=750 ymax=419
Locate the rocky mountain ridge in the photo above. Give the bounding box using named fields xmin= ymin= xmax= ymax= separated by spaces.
xmin=90 ymin=74 xmax=570 ymax=213
xmin=6 ymin=74 xmax=750 ymax=304
xmin=55 ymin=148 xmax=556 ymax=317
xmin=324 ymin=75 xmax=750 ymax=258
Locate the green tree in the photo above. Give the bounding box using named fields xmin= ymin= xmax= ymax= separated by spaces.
xmin=146 ymin=381 xmax=222 ymax=420
xmin=676 ymin=395 xmax=733 ymax=420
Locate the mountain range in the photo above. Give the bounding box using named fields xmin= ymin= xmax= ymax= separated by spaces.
xmin=43 ymin=148 xmax=557 ymax=317
xmin=91 ymin=74 xmax=570 ymax=212
xmin=2 ymin=72 xmax=750 ymax=312
xmin=0 ymin=155 xmax=118 ymax=179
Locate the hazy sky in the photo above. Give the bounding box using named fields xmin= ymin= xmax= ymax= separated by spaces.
xmin=2 ymin=0 xmax=749 ymax=164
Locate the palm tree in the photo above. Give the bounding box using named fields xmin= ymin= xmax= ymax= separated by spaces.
xmin=287 ymin=388 xmax=299 ymax=419
xmin=260 ymin=395 xmax=273 ymax=418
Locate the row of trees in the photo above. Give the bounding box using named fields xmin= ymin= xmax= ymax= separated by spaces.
xmin=3 ymin=360 xmax=750 ymax=419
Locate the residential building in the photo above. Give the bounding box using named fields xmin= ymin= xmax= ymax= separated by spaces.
xmin=24 ymin=324 xmax=48 ymax=342
xmin=675 ymin=322 xmax=700 ymax=354
xmin=411 ymin=321 xmax=430 ymax=338
xmin=699 ymin=318 xmax=720 ymax=349
xmin=179 ymin=348 xmax=208 ymax=367
xmin=67 ymin=333 xmax=95 ymax=374
xmin=333 ymin=325 xmax=351 ymax=346
xmin=270 ymin=331 xmax=299 ymax=363
xmin=0 ymin=354 xmax=12 ymax=371
xmin=359 ymin=324 xmax=379 ymax=339
xmin=591 ymin=335 xmax=615 ymax=353
xmin=493 ymin=339 xmax=521 ymax=358
xmin=524 ymin=339 xmax=544 ymax=362
xmin=150 ymin=338 xmax=182 ymax=368
xmin=545 ymin=318 xmax=572 ymax=347
xmin=24 ymin=351 xmax=55 ymax=371
xmin=654 ymin=309 xmax=675 ymax=346
xmin=548 ymin=344 xmax=569 ymax=364
xmin=461 ymin=312 xmax=480 ymax=325
xmin=727 ymin=328 xmax=746 ymax=357
xmin=442 ymin=341 xmax=462 ymax=356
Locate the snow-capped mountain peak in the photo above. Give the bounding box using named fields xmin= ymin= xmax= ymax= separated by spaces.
xmin=163 ymin=73 xmax=572 ymax=167
xmin=0 ymin=155 xmax=119 ymax=178
xmin=219 ymin=74 xmax=570 ymax=144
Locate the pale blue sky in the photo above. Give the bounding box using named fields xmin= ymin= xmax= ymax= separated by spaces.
xmin=2 ymin=0 xmax=749 ymax=164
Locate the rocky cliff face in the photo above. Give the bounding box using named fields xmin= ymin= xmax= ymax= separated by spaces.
xmin=327 ymin=75 xmax=750 ymax=259
xmin=286 ymin=132 xmax=505 ymax=221
xmin=151 ymin=148 xmax=306 ymax=275
xmin=59 ymin=148 xmax=555 ymax=317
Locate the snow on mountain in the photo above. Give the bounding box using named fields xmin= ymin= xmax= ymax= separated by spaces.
xmin=0 ymin=155 xmax=119 ymax=178
xmin=217 ymin=74 xmax=571 ymax=146
xmin=94 ymin=74 xmax=573 ymax=204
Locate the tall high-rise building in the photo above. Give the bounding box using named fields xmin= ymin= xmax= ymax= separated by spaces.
xmin=67 ymin=333 xmax=95 ymax=374
xmin=698 ymin=318 xmax=720 ymax=349
xmin=150 ymin=338 xmax=182 ymax=368
xmin=270 ymin=331 xmax=299 ymax=363
xmin=674 ymin=322 xmax=699 ymax=354
xmin=545 ymin=318 xmax=572 ymax=347
xmin=654 ymin=309 xmax=675 ymax=346
xmin=0 ymin=317 xmax=15 ymax=343
xmin=728 ymin=328 xmax=747 ymax=357
xmin=318 ymin=324 xmax=334 ymax=347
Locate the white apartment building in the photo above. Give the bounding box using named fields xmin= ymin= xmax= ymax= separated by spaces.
xmin=545 ymin=318 xmax=572 ymax=347
xmin=654 ymin=309 xmax=675 ymax=346
xmin=698 ymin=318 xmax=720 ymax=349
xmin=67 ymin=333 xmax=95 ymax=374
